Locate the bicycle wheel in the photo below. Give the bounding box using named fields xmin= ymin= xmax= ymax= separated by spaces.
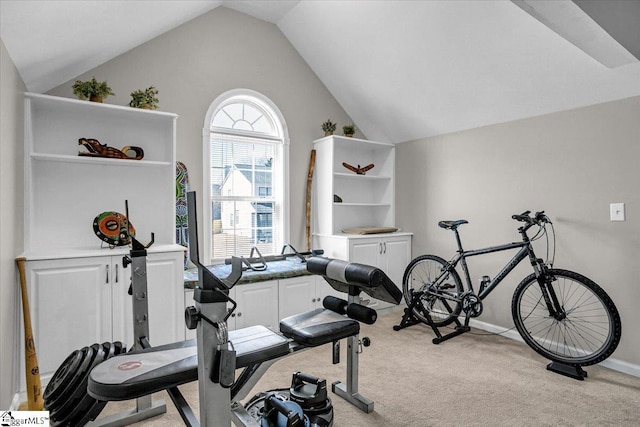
xmin=512 ymin=269 xmax=621 ymax=366
xmin=402 ymin=255 xmax=463 ymax=327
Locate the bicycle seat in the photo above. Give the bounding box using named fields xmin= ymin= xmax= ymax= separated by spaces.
xmin=438 ymin=220 xmax=468 ymax=230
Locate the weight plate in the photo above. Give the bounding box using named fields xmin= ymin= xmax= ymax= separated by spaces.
xmin=43 ymin=349 xmax=83 ymax=406
xmin=45 ymin=348 xmax=89 ymax=413
xmin=50 ymin=344 xmax=100 ymax=423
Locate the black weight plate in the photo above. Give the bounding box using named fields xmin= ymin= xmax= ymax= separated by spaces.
xmin=101 ymin=341 xmax=114 ymax=360
xmin=66 ymin=341 xmax=127 ymax=426
xmin=44 ymin=349 xmax=83 ymax=406
xmin=58 ymin=342 xmax=111 ymax=426
xmin=112 ymin=341 xmax=125 ymax=355
xmin=50 ymin=343 xmax=99 ymax=423
xmin=45 ymin=348 xmax=89 ymax=413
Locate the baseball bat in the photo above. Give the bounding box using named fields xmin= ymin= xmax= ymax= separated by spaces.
xmin=16 ymin=257 xmax=44 ymax=411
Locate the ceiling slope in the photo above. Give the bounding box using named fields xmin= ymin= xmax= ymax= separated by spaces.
xmin=2 ymin=1 xmax=639 ymax=143
xmin=0 ymin=0 xmax=223 ymax=93
xmin=278 ymin=1 xmax=640 ymax=143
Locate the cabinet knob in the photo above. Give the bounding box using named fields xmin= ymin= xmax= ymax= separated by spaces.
xmin=237 ymin=312 xmax=242 ymax=317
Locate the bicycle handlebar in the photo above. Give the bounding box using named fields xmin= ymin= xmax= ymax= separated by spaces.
xmin=512 ymin=210 xmax=549 ymax=225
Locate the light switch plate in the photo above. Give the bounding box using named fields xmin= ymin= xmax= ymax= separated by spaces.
xmin=610 ymin=203 xmax=625 ymax=221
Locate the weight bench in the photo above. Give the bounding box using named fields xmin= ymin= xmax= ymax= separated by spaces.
xmin=88 ymin=256 xmax=400 ymax=426
xmin=88 ymin=192 xmax=401 ymax=426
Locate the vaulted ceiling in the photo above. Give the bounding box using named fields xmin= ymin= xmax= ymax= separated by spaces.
xmin=2 ymin=0 xmax=639 ymax=143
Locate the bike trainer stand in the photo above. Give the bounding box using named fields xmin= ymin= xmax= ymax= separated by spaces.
xmin=395 ymin=291 xmax=590 ymax=381
xmin=393 ymin=289 xmax=470 ymax=344
xmin=546 ymin=362 xmax=588 ymax=381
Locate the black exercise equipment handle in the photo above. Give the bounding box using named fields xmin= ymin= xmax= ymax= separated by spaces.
xmin=292 ymin=371 xmax=322 ymax=386
xmin=264 ymin=395 xmax=303 ymax=426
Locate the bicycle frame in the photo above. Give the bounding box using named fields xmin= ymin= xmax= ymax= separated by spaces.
xmin=434 ymin=223 xmax=563 ymax=320
xmin=450 ymin=240 xmax=531 ymax=300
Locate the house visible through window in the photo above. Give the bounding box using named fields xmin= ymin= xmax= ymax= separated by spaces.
xmin=204 ymin=91 xmax=288 ymax=263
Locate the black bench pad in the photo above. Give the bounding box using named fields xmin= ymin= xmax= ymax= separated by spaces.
xmin=280 ymin=308 xmax=360 ymax=347
xmin=88 ymin=325 xmax=289 ymax=401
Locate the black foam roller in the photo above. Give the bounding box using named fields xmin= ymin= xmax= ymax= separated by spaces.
xmin=346 ymin=303 xmax=377 ymax=325
xmin=322 ymin=296 xmax=348 ymax=315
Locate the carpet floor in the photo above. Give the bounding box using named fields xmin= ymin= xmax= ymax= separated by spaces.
xmin=96 ymin=311 xmax=640 ymax=426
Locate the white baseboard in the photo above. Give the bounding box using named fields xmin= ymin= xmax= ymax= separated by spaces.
xmin=10 ymin=391 xmax=24 ymax=410
xmin=468 ymin=318 xmax=640 ymax=378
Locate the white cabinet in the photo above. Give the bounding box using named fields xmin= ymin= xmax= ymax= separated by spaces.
xmin=184 ymin=274 xmax=342 ymax=339
xmin=18 ymin=93 xmax=185 ymax=393
xmin=350 ymin=235 xmax=411 ymax=304
xmin=231 ymin=280 xmax=279 ymax=330
xmin=19 ymin=251 xmax=184 ymax=389
xmin=316 ymin=233 xmax=412 ymax=309
xmin=22 ymin=257 xmax=117 ymax=385
xmin=184 ymin=280 xmax=280 ymax=339
xmin=145 ymin=251 xmax=186 ymax=345
xmin=278 ymin=275 xmax=341 ymax=320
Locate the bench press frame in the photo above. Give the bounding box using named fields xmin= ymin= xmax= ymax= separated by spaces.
xmin=88 ymin=192 xmax=400 ymax=426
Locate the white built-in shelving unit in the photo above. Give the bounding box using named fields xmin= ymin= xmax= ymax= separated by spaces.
xmin=17 ymin=93 xmax=185 ymax=395
xmin=312 ymin=135 xmax=412 ymax=310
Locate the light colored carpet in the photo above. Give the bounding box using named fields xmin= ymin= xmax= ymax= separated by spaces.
xmin=97 ymin=311 xmax=640 ymax=426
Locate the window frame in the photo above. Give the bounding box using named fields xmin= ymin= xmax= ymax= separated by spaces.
xmin=203 ymin=89 xmax=290 ymax=264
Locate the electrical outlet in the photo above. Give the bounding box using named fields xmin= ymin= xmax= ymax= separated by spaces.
xmin=610 ymin=203 xmax=625 ymax=221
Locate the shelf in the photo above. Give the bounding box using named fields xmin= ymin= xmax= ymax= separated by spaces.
xmin=20 ymin=244 xmax=185 ymax=262
xmin=315 ymin=134 xmax=394 ymax=150
xmin=333 ymin=172 xmax=391 ymax=180
xmin=31 ymin=153 xmax=171 ymax=167
xmin=334 ymin=202 xmax=391 ymax=207
xmin=26 ymin=92 xmax=178 ymax=119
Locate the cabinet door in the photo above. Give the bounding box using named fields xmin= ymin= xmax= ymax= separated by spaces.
xmin=233 ymin=281 xmax=279 ymax=330
xmin=146 ymin=251 xmax=185 ymax=345
xmin=379 ymin=237 xmax=411 ymax=289
xmin=23 ymin=257 xmax=112 ymax=383
xmin=350 ymin=240 xmax=382 ymax=267
xmin=314 ymin=276 xmax=343 ymax=307
xmin=349 ymin=239 xmax=384 ymax=308
xmin=278 ymin=276 xmax=317 ymax=319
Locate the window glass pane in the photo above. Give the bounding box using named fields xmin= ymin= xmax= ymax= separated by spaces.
xmin=209 ymin=120 xmax=278 ymax=260
xmin=211 ymin=101 xmax=276 ymax=136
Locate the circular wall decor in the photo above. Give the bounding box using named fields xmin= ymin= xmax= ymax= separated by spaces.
xmin=92 ymin=211 xmax=135 ymax=246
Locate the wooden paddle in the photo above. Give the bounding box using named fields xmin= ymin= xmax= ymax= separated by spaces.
xmin=306 ymin=149 xmax=316 ymax=251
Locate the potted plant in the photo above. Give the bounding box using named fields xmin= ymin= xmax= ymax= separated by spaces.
xmin=322 ymin=119 xmax=337 ymax=136
xmin=72 ymin=77 xmax=114 ymax=102
xmin=342 ymin=124 xmax=356 ymax=137
xmin=129 ymin=86 xmax=159 ymax=110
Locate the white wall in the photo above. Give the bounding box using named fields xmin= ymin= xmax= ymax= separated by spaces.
xmin=0 ymin=38 xmax=26 ymax=408
xmin=47 ymin=7 xmax=354 ymax=256
xmin=396 ymin=96 xmax=640 ymax=369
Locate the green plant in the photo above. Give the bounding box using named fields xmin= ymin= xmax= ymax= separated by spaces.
xmin=322 ymin=119 xmax=337 ymax=134
xmin=129 ymin=86 xmax=159 ymax=109
xmin=72 ymin=77 xmax=114 ymax=102
xmin=342 ymin=124 xmax=356 ymax=136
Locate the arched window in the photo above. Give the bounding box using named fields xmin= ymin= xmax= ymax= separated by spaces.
xmin=203 ymin=90 xmax=289 ymax=263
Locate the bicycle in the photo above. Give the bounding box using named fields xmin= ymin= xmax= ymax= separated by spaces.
xmin=394 ymin=211 xmax=621 ymax=376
